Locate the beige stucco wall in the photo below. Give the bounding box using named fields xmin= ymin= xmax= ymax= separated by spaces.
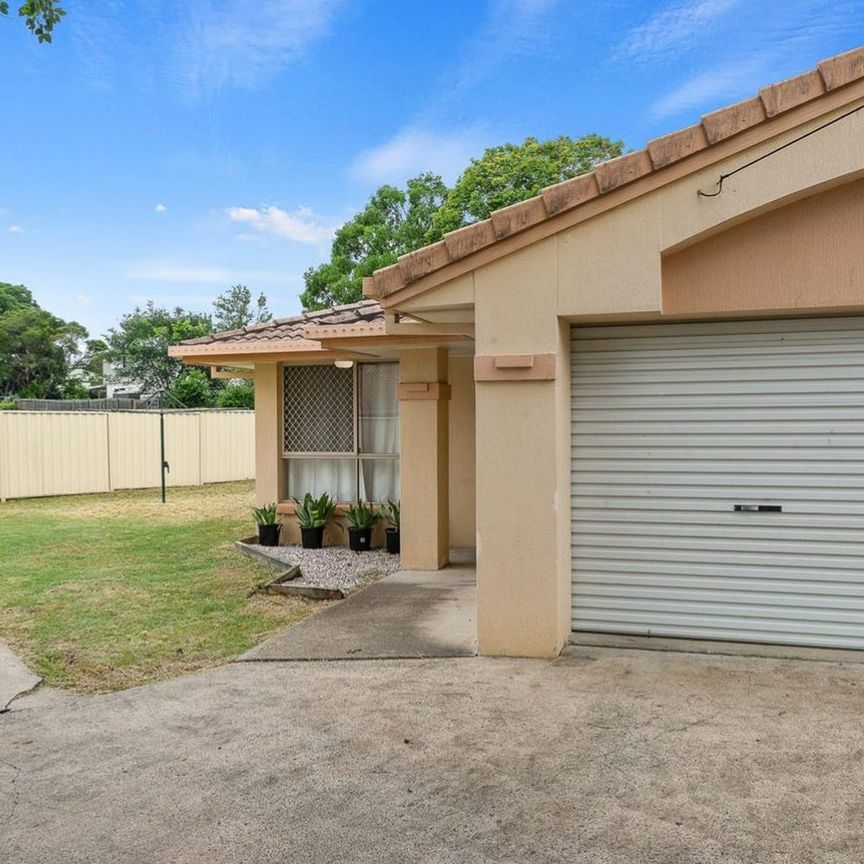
xmin=663 ymin=176 xmax=864 ymax=314
xmin=398 ymin=347 xmax=450 ymax=569
xmin=421 ymin=97 xmax=864 ymax=658
xmin=448 ymin=355 xmax=476 ymax=548
xmin=253 ymin=364 xmax=282 ymax=507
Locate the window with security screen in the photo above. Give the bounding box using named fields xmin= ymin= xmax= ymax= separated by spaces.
xmin=282 ymin=362 xmax=399 ymax=501
xmin=283 ymin=365 xmax=354 ymax=453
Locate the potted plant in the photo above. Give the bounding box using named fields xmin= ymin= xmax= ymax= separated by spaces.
xmin=379 ymin=499 xmax=400 ymax=554
xmin=345 ymin=501 xmax=380 ymax=552
xmin=292 ymin=492 xmax=336 ymax=549
xmin=252 ymin=503 xmax=281 ymax=547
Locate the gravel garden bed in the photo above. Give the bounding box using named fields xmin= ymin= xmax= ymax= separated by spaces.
xmin=244 ymin=543 xmax=401 ymax=594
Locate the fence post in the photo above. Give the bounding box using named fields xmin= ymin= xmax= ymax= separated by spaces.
xmin=0 ymin=413 xmax=8 ymax=503
xmin=104 ymin=412 xmax=113 ymax=492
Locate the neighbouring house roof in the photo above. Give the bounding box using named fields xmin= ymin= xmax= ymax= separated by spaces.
xmin=179 ymin=299 xmax=384 ymax=348
xmin=363 ymin=45 xmax=864 ymax=305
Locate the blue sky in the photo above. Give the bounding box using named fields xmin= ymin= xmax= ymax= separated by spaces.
xmin=2 ymin=0 xmax=862 ymax=337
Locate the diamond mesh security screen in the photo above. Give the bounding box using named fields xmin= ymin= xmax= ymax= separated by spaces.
xmin=283 ymin=365 xmax=354 ymax=453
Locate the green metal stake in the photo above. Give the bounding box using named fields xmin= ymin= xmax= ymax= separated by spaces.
xmin=160 ymin=410 xmax=168 ymax=504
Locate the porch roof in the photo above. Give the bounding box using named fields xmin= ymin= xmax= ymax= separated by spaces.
xmin=168 ymin=298 xmax=472 ymax=366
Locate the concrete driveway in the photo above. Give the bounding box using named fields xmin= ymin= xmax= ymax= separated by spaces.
xmin=240 ymin=565 xmax=477 ymax=661
xmin=4 ymin=647 xmax=864 ymax=863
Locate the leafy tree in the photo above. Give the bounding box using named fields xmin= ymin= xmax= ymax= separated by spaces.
xmin=301 ymin=172 xmax=448 ymax=310
xmin=0 ymin=282 xmax=88 ymax=398
xmin=216 ymin=381 xmax=255 ymax=409
xmin=429 ymin=134 xmax=624 ymax=238
xmin=105 ymin=302 xmax=213 ymax=396
xmin=213 ymin=284 xmax=271 ymax=332
xmin=0 ymin=0 xmax=66 ymax=42
xmin=172 ymin=369 xmax=215 ymax=408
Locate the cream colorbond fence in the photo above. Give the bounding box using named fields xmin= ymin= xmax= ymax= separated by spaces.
xmin=0 ymin=410 xmax=255 ymax=501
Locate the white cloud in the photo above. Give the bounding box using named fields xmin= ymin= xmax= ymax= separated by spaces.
xmin=74 ymin=294 xmax=93 ymax=306
xmin=154 ymin=203 xmax=168 ymax=214
xmin=126 ymin=264 xmax=234 ymax=284
xmin=175 ymin=0 xmax=342 ymax=95
xmin=649 ymin=57 xmax=771 ymax=119
xmin=226 ymin=205 xmax=334 ymax=245
xmin=350 ymin=126 xmax=488 ymax=186
xmin=7 ymin=224 xmax=26 ymax=234
xmin=617 ymin=0 xmax=742 ymax=62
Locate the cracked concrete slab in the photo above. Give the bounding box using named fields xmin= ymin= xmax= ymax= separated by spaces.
xmin=0 ymin=639 xmax=40 ymax=712
xmin=239 ymin=565 xmax=477 ymax=661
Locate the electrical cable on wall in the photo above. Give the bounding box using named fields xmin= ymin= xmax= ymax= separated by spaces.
xmin=697 ymin=101 xmax=864 ymax=198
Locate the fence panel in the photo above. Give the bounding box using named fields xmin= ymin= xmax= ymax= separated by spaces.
xmin=0 ymin=410 xmax=254 ymax=500
xmin=200 ymin=411 xmax=255 ymax=483
xmin=0 ymin=411 xmax=110 ymax=499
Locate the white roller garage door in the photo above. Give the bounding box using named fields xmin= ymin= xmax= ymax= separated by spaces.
xmin=571 ymin=317 xmax=864 ymax=649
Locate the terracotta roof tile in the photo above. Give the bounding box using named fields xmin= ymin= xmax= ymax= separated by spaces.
xmin=701 ymin=96 xmax=767 ymax=144
xmin=819 ymin=46 xmax=864 ymax=90
xmin=490 ymin=196 xmax=548 ymax=239
xmin=541 ymin=171 xmax=600 ymax=215
xmin=443 ymin=220 xmax=498 ymax=260
xmin=760 ymin=69 xmax=826 ymax=117
xmin=397 ymin=241 xmax=450 ymax=283
xmin=647 ymin=123 xmax=709 ymax=169
xmin=180 ymin=299 xmax=383 ymax=348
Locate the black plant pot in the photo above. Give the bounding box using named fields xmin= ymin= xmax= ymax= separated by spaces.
xmin=348 ymin=527 xmax=372 ymax=552
xmin=300 ymin=525 xmax=325 ymax=549
xmin=258 ymin=523 xmax=281 ymax=547
xmin=385 ymin=528 xmax=400 ymax=555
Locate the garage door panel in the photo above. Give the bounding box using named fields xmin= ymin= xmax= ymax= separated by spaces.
xmin=575 ymin=568 xmax=864 ymax=593
xmin=570 ymin=610 xmax=864 ymax=641
xmin=573 ymin=545 xmax=864 ymax=570
xmin=572 ymin=519 xmax=864 ymax=545
xmin=572 ymin=317 xmax=864 ymax=650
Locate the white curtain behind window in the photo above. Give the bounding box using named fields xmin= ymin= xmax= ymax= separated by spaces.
xmin=287 ymin=459 xmax=356 ymax=501
xmin=359 ymin=364 xmax=399 ymax=500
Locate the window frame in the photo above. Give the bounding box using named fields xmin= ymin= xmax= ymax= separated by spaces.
xmin=280 ymin=361 xmax=399 ymax=502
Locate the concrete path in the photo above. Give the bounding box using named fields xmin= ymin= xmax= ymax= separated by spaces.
xmin=5 ymin=648 xmax=864 ymax=863
xmin=240 ymin=565 xmax=477 ymax=661
xmin=0 ymin=639 xmax=40 ymax=712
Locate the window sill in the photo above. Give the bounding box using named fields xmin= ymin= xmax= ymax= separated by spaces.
xmin=276 ymin=501 xmax=380 ymax=516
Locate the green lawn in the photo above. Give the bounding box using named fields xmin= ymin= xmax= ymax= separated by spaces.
xmin=0 ymin=481 xmax=323 ymax=693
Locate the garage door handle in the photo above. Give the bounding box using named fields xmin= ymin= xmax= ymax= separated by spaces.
xmin=734 ymin=504 xmax=782 ymax=512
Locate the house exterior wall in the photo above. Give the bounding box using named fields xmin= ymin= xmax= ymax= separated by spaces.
xmin=454 ymin=100 xmax=864 ymax=657
xmin=448 ymin=355 xmax=476 ymax=548
xmin=662 ymin=176 xmax=864 ymax=315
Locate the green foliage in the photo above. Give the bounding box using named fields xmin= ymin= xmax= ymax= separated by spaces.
xmin=0 ymin=282 xmax=89 ymax=398
xmin=379 ymin=498 xmax=400 ymax=529
xmin=105 ymin=302 xmax=213 ymax=396
xmin=0 ymin=399 xmax=16 ymax=410
xmin=213 ymin=284 xmax=271 ymax=332
xmin=171 ymin=369 xmax=215 ymax=408
xmin=252 ymin=503 xmax=278 ymax=526
xmin=345 ymin=501 xmax=380 ymax=530
xmin=301 ymin=172 xmax=448 ymax=310
xmin=430 ymin=134 xmax=624 ymax=238
xmin=0 ymin=0 xmax=65 ymax=42
xmin=291 ymin=492 xmax=337 ymax=529
xmin=216 ymin=381 xmax=255 ymax=409
xmin=301 ymin=135 xmax=622 ymax=308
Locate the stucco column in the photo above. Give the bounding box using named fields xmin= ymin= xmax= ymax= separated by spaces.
xmin=474 ymin=238 xmax=571 ymax=658
xmin=398 ymin=347 xmax=450 ymax=570
xmin=254 ymin=363 xmax=283 ymax=507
